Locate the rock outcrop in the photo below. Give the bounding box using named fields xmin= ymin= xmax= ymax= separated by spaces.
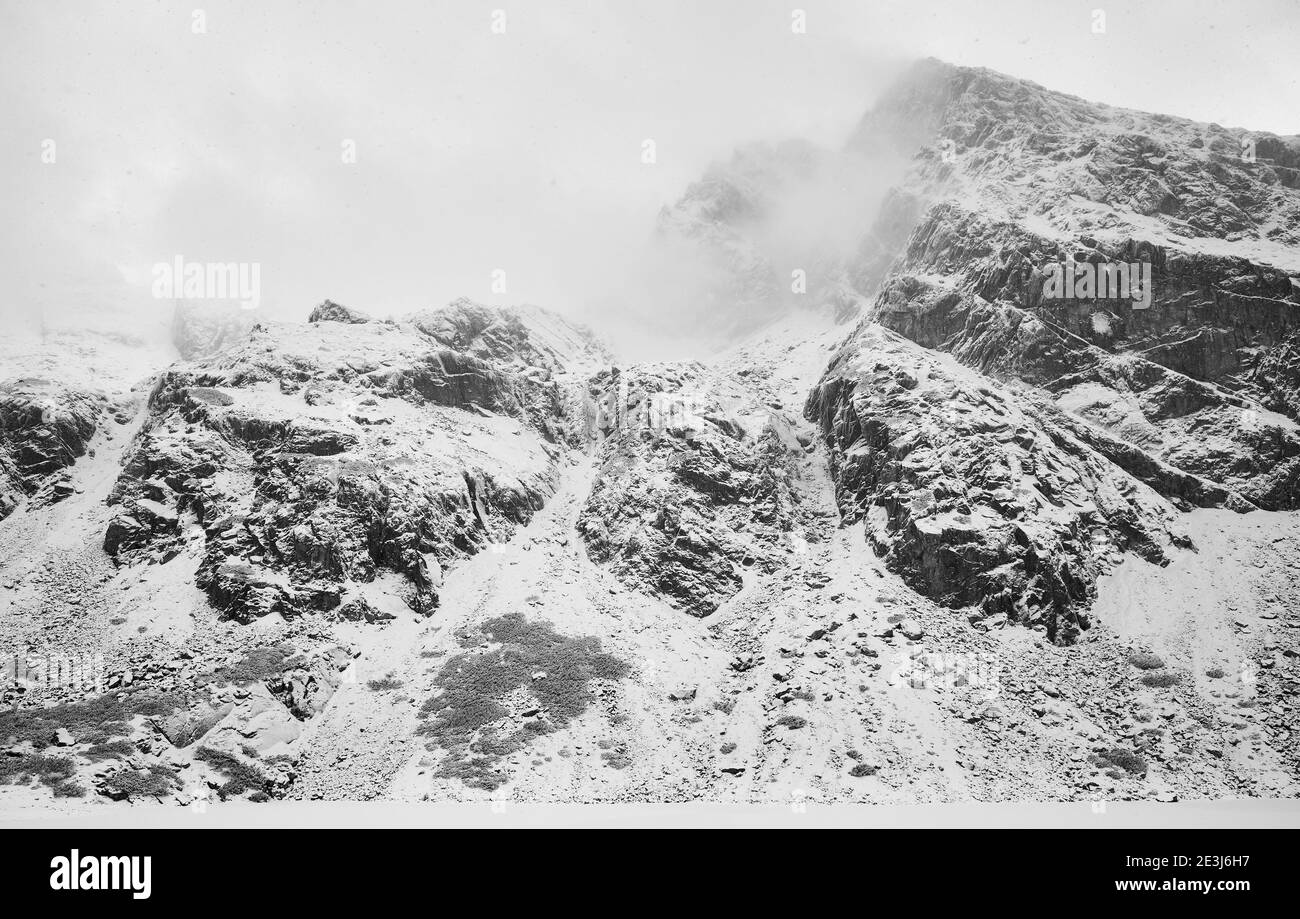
xmin=0 ymin=379 xmax=107 ymax=519
xmin=103 ymin=306 xmax=585 ymax=621
xmin=407 ymin=298 xmax=610 ymax=375
xmin=806 ymin=325 xmax=1195 ymax=641
xmin=309 ymin=300 xmax=373 ymax=324
xmin=578 ymin=363 xmax=817 ymax=616
xmin=806 ymin=59 xmax=1300 ymax=642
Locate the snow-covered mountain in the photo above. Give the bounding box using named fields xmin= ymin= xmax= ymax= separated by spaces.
xmin=2 ymin=60 xmax=1298 ymax=809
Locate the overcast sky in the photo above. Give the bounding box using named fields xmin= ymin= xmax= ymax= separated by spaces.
xmin=1 ymin=0 xmax=1297 ymax=336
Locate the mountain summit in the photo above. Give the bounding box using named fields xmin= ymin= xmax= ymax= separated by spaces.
xmin=2 ymin=61 xmax=1298 ymax=807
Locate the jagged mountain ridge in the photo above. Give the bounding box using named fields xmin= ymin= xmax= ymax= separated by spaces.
xmin=809 ymin=59 xmax=1300 ymax=641
xmin=2 ymin=60 xmax=1298 ymax=808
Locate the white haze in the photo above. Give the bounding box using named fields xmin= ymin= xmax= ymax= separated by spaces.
xmin=584 ymin=142 xmax=909 ymax=360
xmin=0 ymin=0 xmax=1296 ymax=373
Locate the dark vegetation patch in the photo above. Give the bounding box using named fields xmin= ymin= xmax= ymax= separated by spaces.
xmin=367 ymin=677 xmax=405 ymax=692
xmin=86 ymin=739 xmax=137 ymax=760
xmin=203 ymin=645 xmax=294 ymax=686
xmin=719 ymin=742 xmax=737 ymax=755
xmin=194 ymin=747 xmax=273 ymax=801
xmin=849 ymin=763 xmax=878 ymax=777
xmin=0 ymin=687 xmax=191 ymax=750
xmin=1141 ymin=671 xmax=1183 ymax=688
xmin=417 ymin=613 xmax=629 ymax=790
xmin=1127 ymin=651 xmax=1166 ymax=670
xmin=775 ymin=715 xmax=807 ymax=730
xmin=1205 ymin=667 xmax=1226 ymax=679
xmin=102 ymin=763 xmax=179 ymax=801
xmin=1091 ymin=748 xmax=1148 ymax=777
xmin=0 ymin=752 xmax=83 ymax=797
xmin=600 ymin=749 xmax=632 ymax=770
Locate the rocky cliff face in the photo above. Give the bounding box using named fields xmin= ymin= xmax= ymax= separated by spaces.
xmin=103 ymin=306 xmax=589 ymax=623
xmin=2 ymin=60 xmax=1298 ymax=809
xmin=807 ymin=60 xmax=1300 ymax=641
xmin=0 ymin=379 xmax=117 ymax=520
xmin=577 ymin=361 xmax=816 ymax=617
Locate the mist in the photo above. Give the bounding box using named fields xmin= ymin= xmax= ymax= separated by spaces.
xmin=580 ymin=140 xmax=909 ymax=360
xmin=2 ymin=0 xmax=1297 ymax=371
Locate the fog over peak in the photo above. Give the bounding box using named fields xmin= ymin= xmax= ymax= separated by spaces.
xmin=1 ymin=1 xmax=1295 ymax=367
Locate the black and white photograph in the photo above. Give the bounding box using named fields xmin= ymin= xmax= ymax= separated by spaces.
xmin=0 ymin=0 xmax=1296 ymax=892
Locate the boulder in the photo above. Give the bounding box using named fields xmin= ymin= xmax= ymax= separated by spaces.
xmin=309 ymin=300 xmax=373 ymax=324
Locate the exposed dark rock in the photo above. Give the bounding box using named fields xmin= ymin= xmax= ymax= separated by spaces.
xmin=0 ymin=378 xmax=103 ymax=520
xmin=309 ymin=300 xmax=373 ymax=324
xmin=806 ymin=325 xmax=1186 ymax=642
xmin=803 ymin=58 xmax=1300 ymax=641
xmin=406 ymin=297 xmax=609 ymax=374
xmin=578 ymin=364 xmax=816 ymax=617
xmin=103 ymin=306 xmax=574 ymax=623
